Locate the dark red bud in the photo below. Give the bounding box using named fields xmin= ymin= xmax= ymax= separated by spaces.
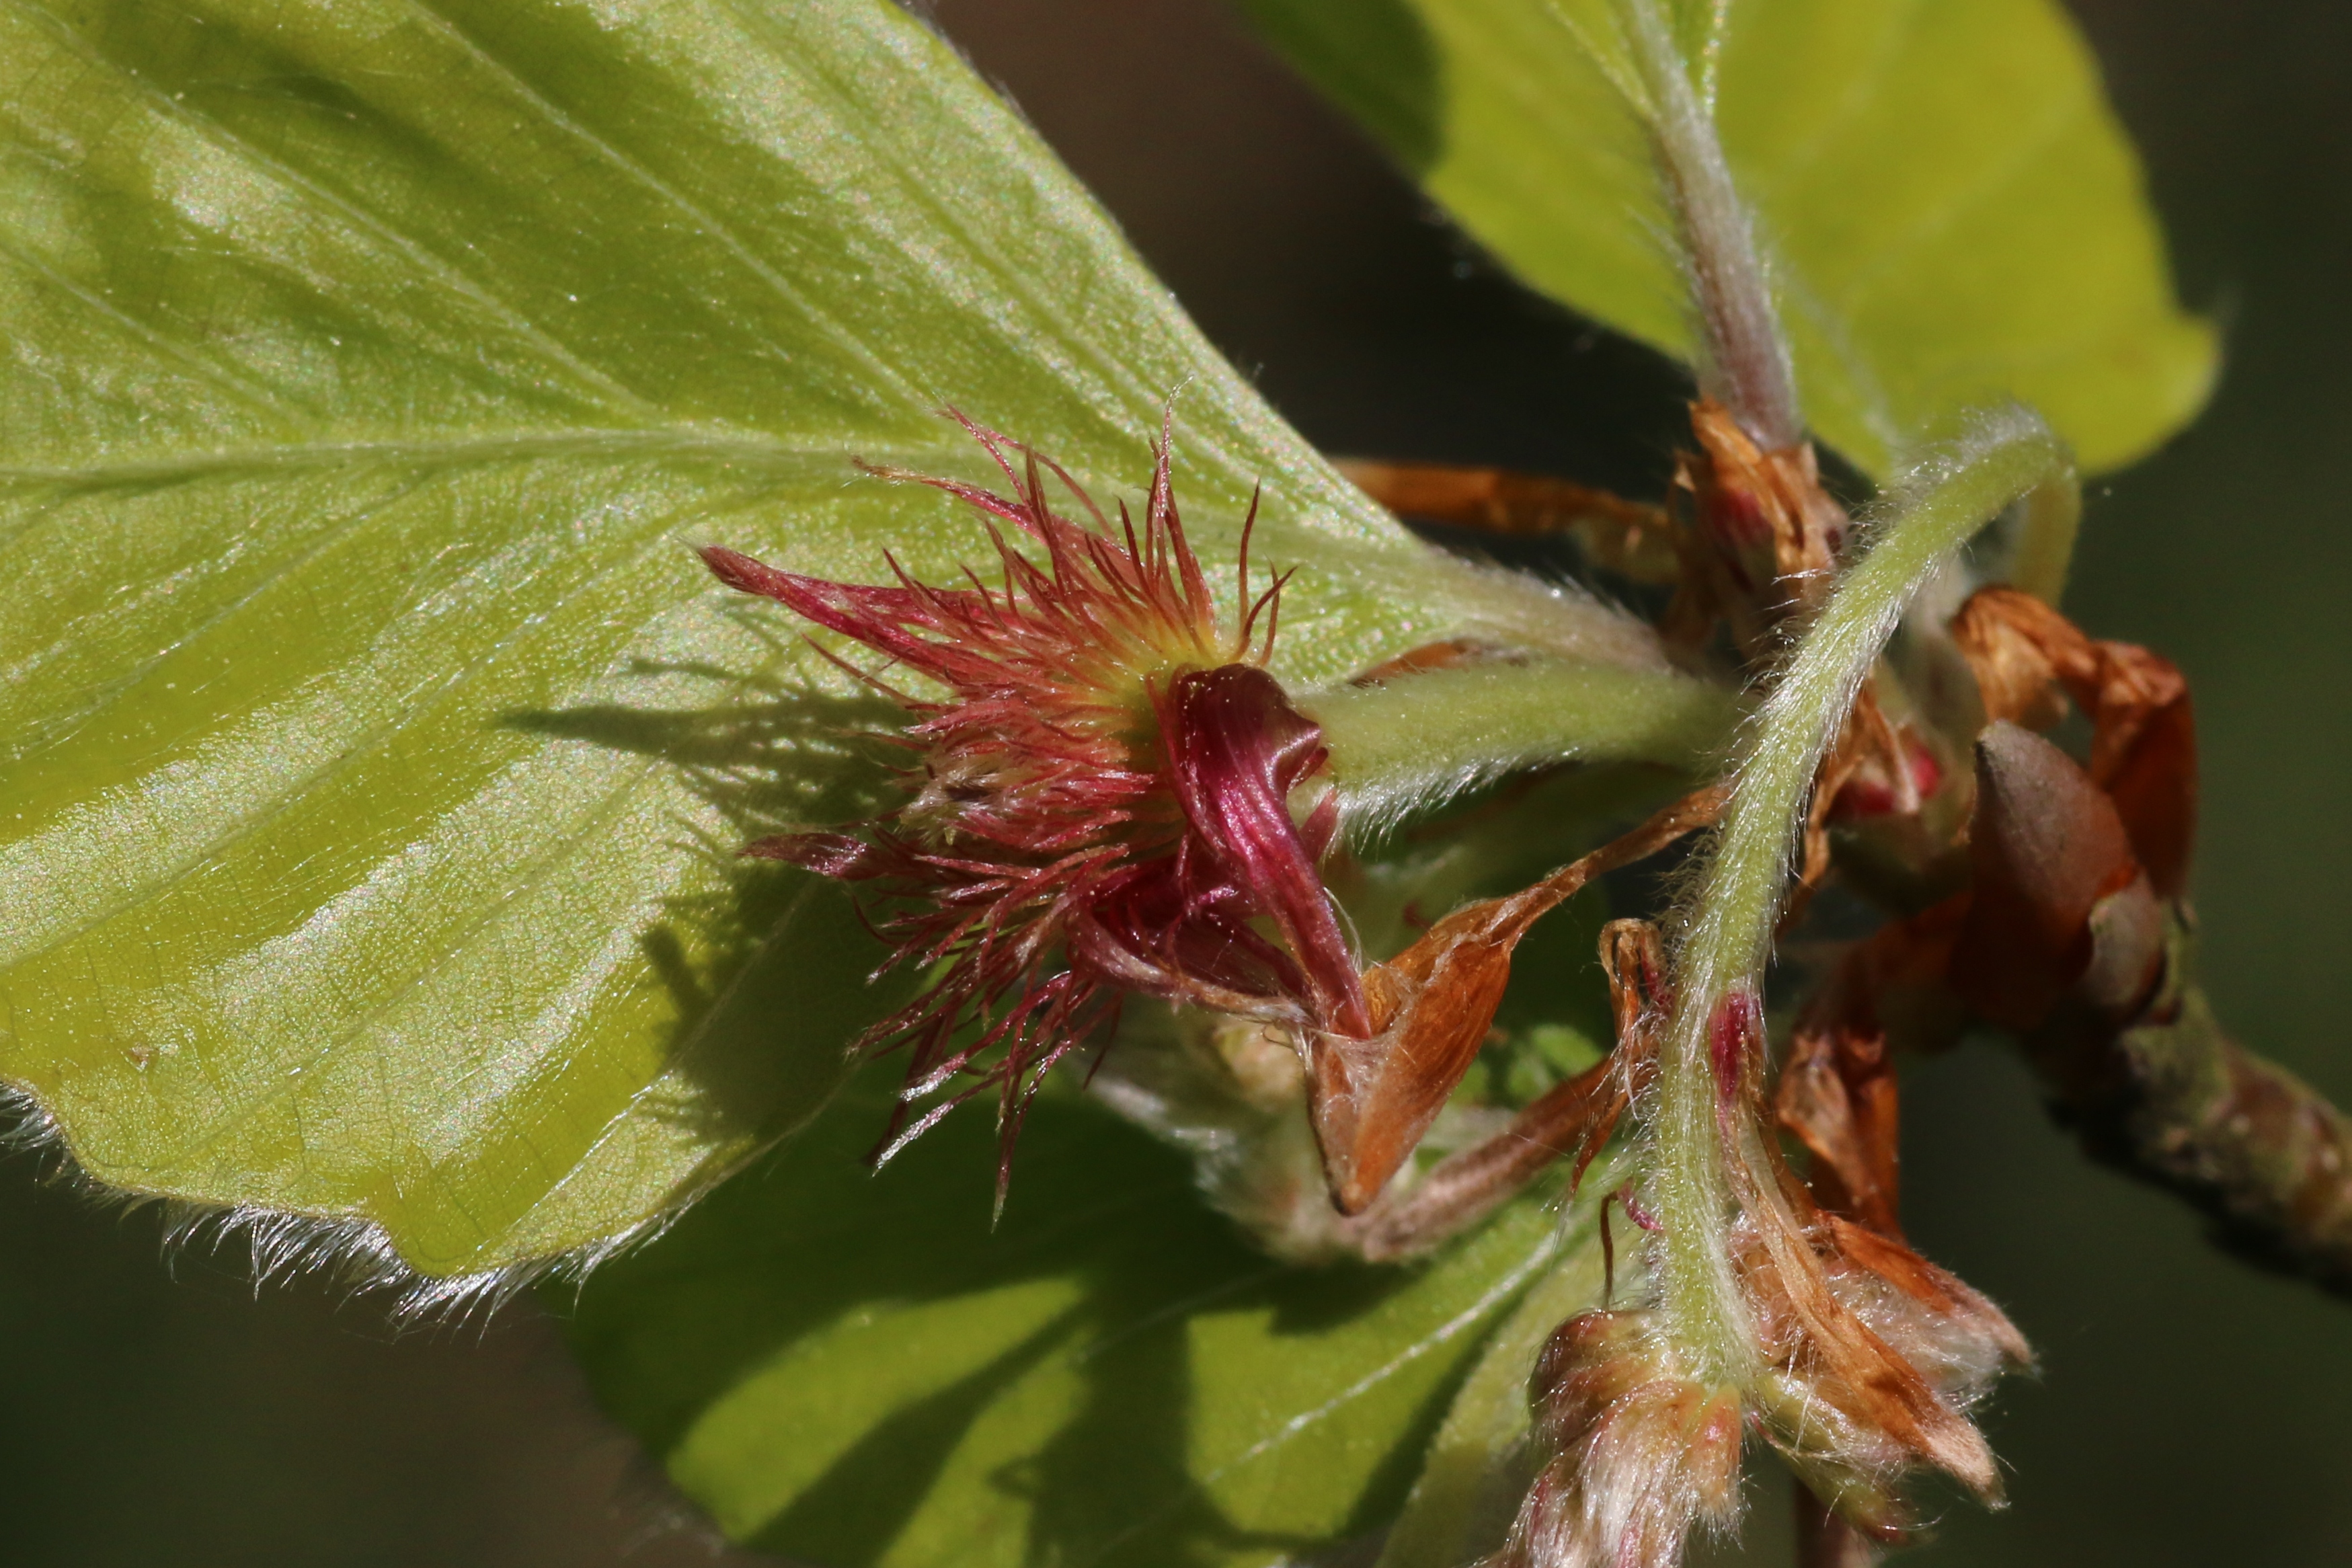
xmin=1953 ymin=722 xmax=2140 ymax=1029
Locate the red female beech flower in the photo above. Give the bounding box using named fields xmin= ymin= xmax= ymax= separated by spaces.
xmin=699 ymin=417 xmax=1369 ymax=1193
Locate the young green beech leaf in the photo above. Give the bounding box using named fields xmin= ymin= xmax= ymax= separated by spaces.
xmin=565 ymin=1066 xmax=1605 ymax=1568
xmin=1230 ymin=0 xmax=2217 ymax=477
xmin=0 ymin=0 xmax=1688 ymax=1280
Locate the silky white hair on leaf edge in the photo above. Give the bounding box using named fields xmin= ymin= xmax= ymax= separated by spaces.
xmin=0 ymin=1081 xmax=693 ymax=1330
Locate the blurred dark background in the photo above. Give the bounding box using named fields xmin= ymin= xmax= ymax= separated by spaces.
xmin=3 ymin=1 xmax=2345 ymax=1562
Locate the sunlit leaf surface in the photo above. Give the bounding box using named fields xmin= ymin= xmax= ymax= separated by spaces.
xmin=1231 ymin=0 xmax=2218 ymax=476
xmin=0 ymin=0 xmax=1669 ymax=1276
xmin=566 ymin=1066 xmax=1604 ymax=1568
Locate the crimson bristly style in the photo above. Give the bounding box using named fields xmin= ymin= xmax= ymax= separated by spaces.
xmin=700 ymin=416 xmax=1366 ymax=1198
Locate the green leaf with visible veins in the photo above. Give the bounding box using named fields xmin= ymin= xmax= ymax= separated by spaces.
xmin=565 ymin=1064 xmax=1607 ymax=1568
xmin=0 ymin=0 xmax=1713 ymax=1278
xmin=1229 ymin=0 xmax=2218 ymax=477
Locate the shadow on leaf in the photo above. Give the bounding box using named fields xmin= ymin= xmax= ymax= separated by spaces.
xmin=563 ymin=1056 xmax=1548 ymax=1568
xmin=504 ymin=646 xmax=910 ymax=1163
xmin=520 ymin=635 xmax=1569 ymax=1567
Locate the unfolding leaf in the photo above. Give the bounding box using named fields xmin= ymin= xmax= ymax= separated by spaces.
xmin=1231 ymin=0 xmax=2217 ymax=476
xmin=0 ymin=0 xmax=1682 ymax=1278
xmin=565 ymin=1067 xmax=1599 ymax=1568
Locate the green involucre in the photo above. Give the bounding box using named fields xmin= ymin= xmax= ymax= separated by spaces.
xmin=1304 ymin=657 xmax=1739 ymax=837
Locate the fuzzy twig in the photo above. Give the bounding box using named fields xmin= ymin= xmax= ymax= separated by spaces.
xmin=1622 ymin=0 xmax=1802 ymax=450
xmin=2033 ymin=920 xmax=2352 ymax=1296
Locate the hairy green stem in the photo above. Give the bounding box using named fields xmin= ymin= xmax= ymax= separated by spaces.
xmin=1622 ymin=0 xmax=1802 ymax=450
xmin=1302 ymin=657 xmax=1739 ymax=839
xmin=1651 ymin=408 xmax=2076 ymax=1380
xmin=2002 ymin=466 xmax=2085 ymax=603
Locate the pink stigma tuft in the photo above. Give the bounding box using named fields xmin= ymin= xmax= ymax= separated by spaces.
xmin=703 ymin=415 xmax=1363 ymax=1198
